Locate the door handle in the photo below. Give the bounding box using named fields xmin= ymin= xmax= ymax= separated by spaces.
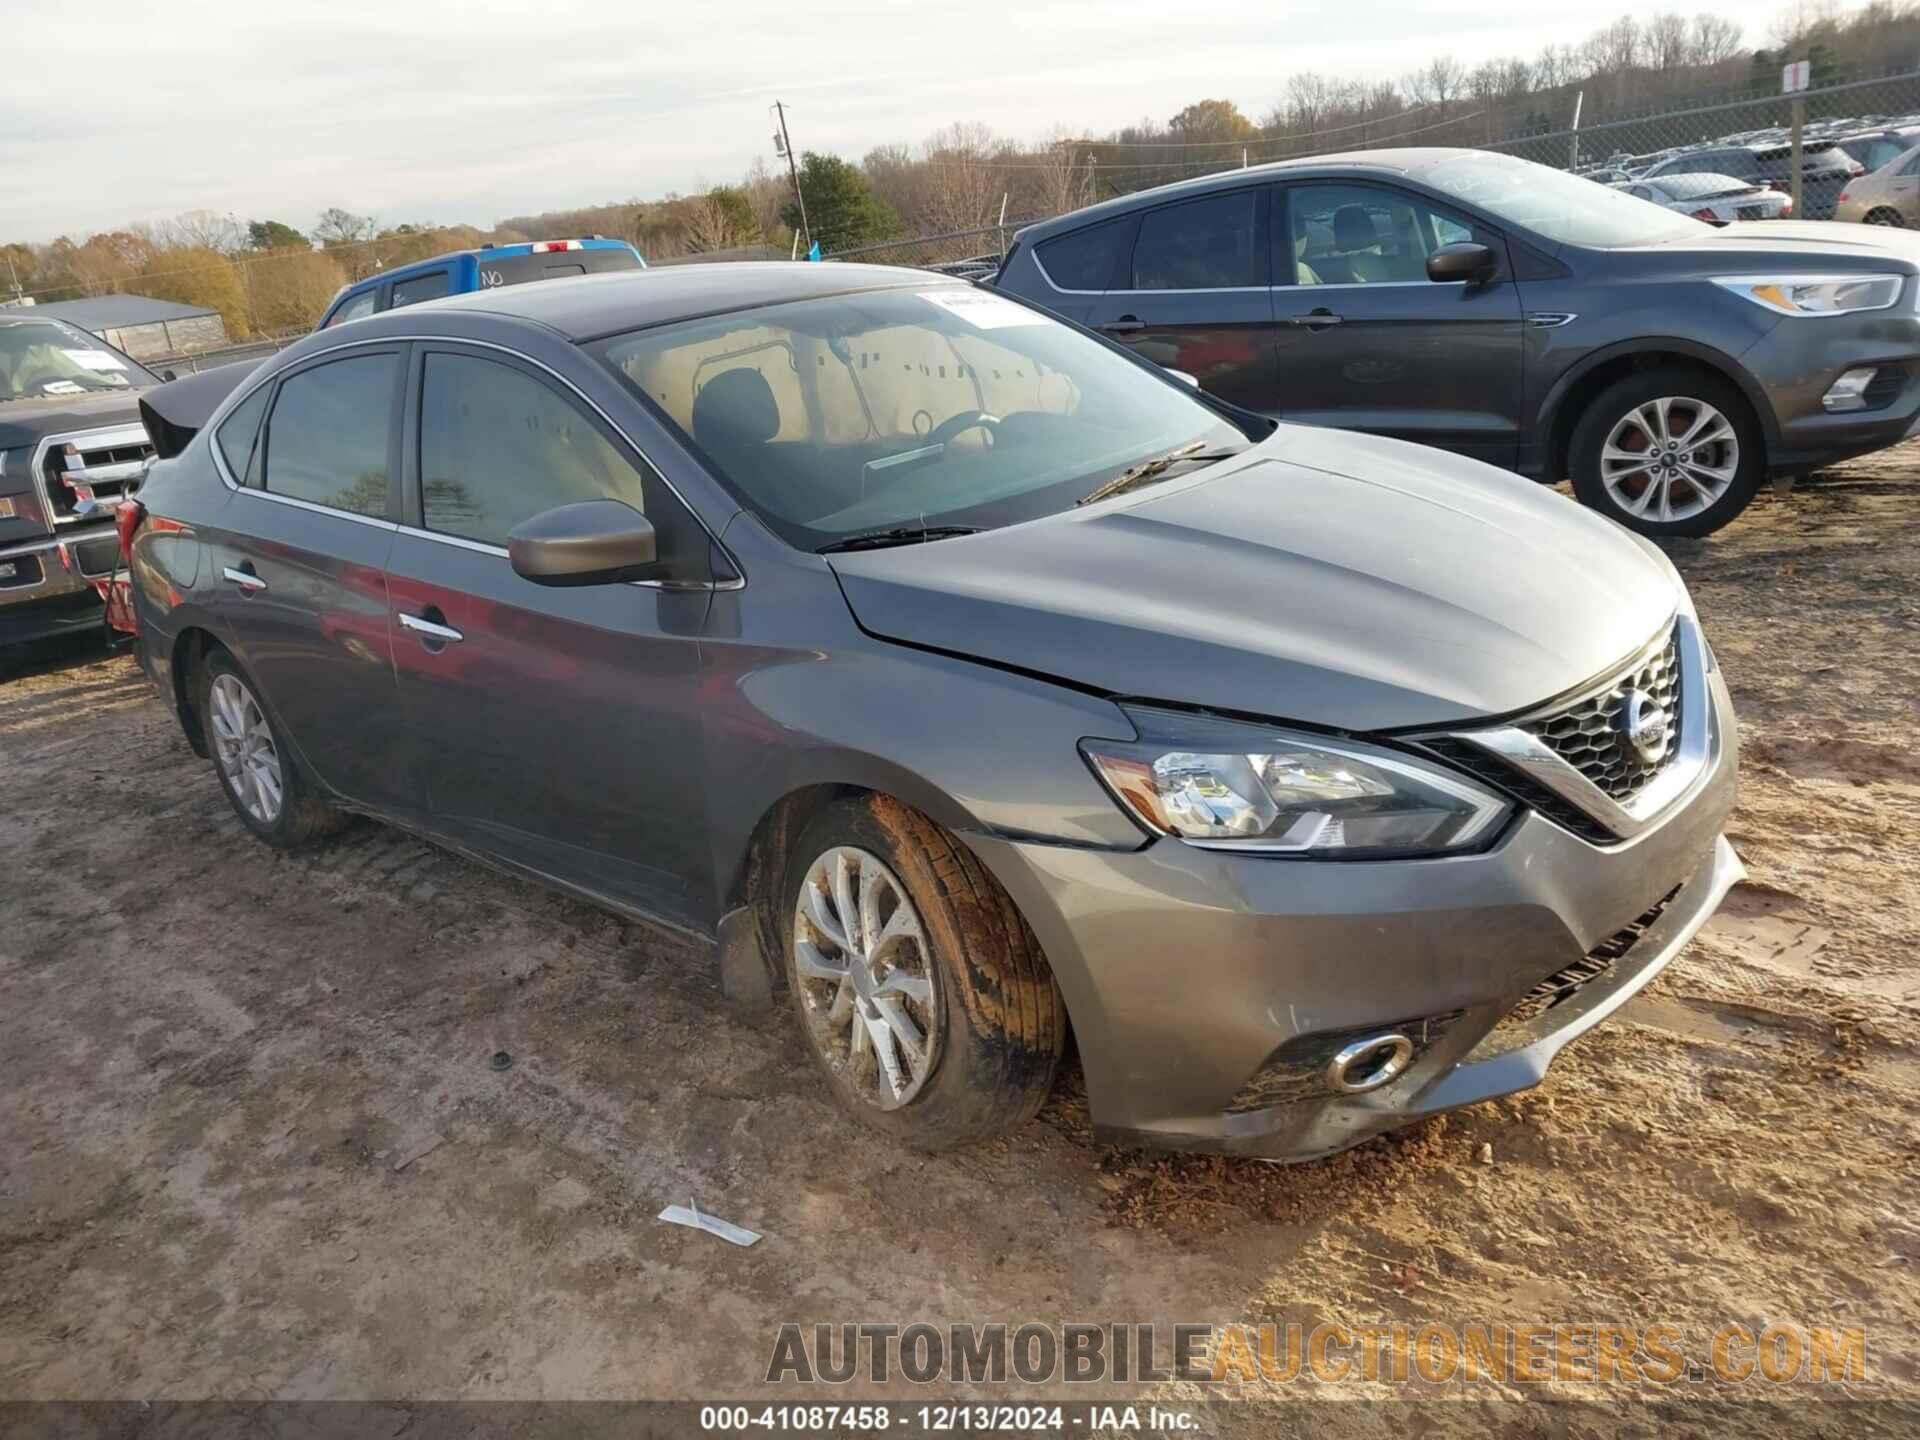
xmin=399 ymin=610 xmax=464 ymax=645
xmin=1101 ymin=316 xmax=1146 ymax=334
xmin=221 ymin=564 xmax=267 ymax=593
xmin=1288 ymin=310 xmax=1344 ymax=327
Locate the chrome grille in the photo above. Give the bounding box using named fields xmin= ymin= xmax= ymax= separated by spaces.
xmin=1523 ymin=628 xmax=1681 ymax=804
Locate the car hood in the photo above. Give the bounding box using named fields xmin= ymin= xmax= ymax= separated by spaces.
xmin=1629 ymin=219 xmax=1920 ymax=268
xmin=828 ymin=427 xmax=1682 ymax=732
xmin=0 ymin=386 xmax=151 ymax=454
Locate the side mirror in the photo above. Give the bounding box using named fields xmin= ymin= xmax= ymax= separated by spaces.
xmin=1427 ymin=242 xmax=1497 ymax=285
xmin=1167 ymin=369 xmax=1202 ymax=389
xmin=160 ymin=369 xmax=178 ymax=382
xmin=508 ymin=499 xmax=658 ymax=586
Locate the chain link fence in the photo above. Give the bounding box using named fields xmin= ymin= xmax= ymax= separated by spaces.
xmin=821 ymin=66 xmax=1920 ymax=267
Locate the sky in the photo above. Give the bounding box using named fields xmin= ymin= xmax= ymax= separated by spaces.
xmin=0 ymin=0 xmax=1862 ymax=243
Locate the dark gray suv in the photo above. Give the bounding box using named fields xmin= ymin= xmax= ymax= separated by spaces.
xmin=994 ymin=148 xmax=1920 ymax=537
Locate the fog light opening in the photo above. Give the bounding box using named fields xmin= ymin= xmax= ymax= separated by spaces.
xmin=1822 ymin=367 xmax=1878 ymax=413
xmin=1326 ymin=1033 xmax=1416 ymax=1094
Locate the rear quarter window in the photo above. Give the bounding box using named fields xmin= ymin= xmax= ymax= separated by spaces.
xmin=1034 ymin=221 xmax=1130 ymax=291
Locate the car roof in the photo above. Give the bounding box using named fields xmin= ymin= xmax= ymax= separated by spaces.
xmin=415 ymin=262 xmax=966 ymax=340
xmin=1012 ymin=147 xmax=1506 ymax=241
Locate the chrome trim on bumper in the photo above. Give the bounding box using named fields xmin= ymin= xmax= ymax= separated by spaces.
xmin=29 ymin=424 xmax=152 ymax=533
xmin=1436 ymin=615 xmax=1715 ymax=840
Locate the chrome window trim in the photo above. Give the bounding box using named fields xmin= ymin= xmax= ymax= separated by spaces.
xmin=204 ymin=332 xmax=744 ymax=586
xmin=1432 ymin=615 xmax=1714 ymax=841
xmin=227 ymin=483 xmax=399 ymax=531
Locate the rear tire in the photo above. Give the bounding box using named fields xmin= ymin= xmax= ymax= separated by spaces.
xmin=197 ymin=647 xmax=347 ymax=848
xmin=781 ymin=794 xmax=1066 ymax=1150
xmin=1569 ymin=368 xmax=1763 ymax=538
xmin=1866 ymin=208 xmax=1906 ymax=227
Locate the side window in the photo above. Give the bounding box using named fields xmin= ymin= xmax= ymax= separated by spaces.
xmin=1629 ymin=185 xmax=1654 ymax=200
xmin=418 ymin=352 xmax=648 ymax=548
xmin=1130 ymin=192 xmax=1260 ymax=290
xmin=1034 ymin=220 xmax=1129 ymax=291
xmin=327 ymin=289 xmax=378 ymax=328
xmin=259 ymin=354 xmax=397 ymax=517
xmin=391 ymin=270 xmax=452 ymax=309
xmin=214 ymin=384 xmax=269 ymax=484
xmin=1902 ymin=152 xmax=1920 ymax=177
xmin=1285 ymin=184 xmax=1482 ymax=286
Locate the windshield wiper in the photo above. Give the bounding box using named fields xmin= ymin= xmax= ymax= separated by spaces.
xmin=816 ymin=524 xmax=981 ymax=554
xmin=1075 ymin=441 xmax=1238 ymax=507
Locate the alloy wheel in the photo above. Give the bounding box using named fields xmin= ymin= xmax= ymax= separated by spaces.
xmin=209 ymin=673 xmax=284 ymax=825
xmin=1599 ymin=396 xmax=1739 ymax=525
xmin=792 ymin=845 xmax=940 ymax=1110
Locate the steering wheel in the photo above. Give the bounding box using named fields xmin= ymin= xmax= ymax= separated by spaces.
xmin=925 ymin=410 xmax=1001 ymax=449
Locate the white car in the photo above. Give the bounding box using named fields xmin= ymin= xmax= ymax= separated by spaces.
xmin=1617 ymin=173 xmax=1792 ymax=225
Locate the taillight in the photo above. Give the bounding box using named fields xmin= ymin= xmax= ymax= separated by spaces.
xmin=531 ymin=239 xmax=583 ymax=253
xmin=1692 ymin=207 xmax=1718 ymax=221
xmin=1838 ymin=190 xmax=1850 ymax=203
xmin=115 ymin=498 xmax=146 ymax=563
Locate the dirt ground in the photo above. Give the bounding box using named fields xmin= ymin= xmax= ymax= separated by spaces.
xmin=3 ymin=450 xmax=1917 ymax=1432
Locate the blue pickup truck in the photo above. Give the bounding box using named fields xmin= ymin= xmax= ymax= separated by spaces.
xmin=318 ymin=237 xmax=645 ymax=329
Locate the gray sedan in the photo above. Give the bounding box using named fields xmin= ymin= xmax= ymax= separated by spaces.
xmin=124 ymin=264 xmax=1741 ymax=1161
xmin=1618 ymin=173 xmax=1792 ymax=224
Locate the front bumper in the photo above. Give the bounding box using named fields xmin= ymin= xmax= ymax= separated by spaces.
xmin=965 ymin=667 xmax=1740 ymax=1161
xmin=0 ymin=523 xmax=118 ymax=647
xmin=1743 ymin=300 xmax=1920 ymax=471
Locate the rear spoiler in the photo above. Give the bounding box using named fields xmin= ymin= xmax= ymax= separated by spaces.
xmin=138 ymin=362 xmax=257 ymax=460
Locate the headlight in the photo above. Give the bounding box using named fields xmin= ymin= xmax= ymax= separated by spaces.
xmin=1712 ymin=273 xmax=1904 ymax=317
xmin=1082 ymin=707 xmax=1511 ymax=858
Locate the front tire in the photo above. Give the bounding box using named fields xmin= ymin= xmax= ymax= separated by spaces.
xmin=782 ymin=795 xmax=1066 ymax=1149
xmin=198 ymin=648 xmax=346 ymax=848
xmin=1569 ymin=368 xmax=1763 ymax=538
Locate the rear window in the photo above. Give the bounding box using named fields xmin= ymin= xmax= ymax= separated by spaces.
xmin=475 ymin=247 xmax=640 ymax=289
xmin=1034 ymin=221 xmax=1129 ymax=291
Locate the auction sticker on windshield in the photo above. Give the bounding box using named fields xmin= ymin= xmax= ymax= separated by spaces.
xmin=919 ymin=289 xmax=1049 ymax=329
xmin=63 ymin=349 xmax=127 ymax=372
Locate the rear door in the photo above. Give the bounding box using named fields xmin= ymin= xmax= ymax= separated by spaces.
xmin=1082 ymin=188 xmax=1280 ymax=414
xmin=383 ymin=344 xmax=714 ymax=927
xmin=204 ymin=347 xmax=417 ymax=813
xmin=1268 ymin=180 xmax=1525 ymax=467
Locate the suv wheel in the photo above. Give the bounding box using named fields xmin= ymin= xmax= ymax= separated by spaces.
xmin=782 ymin=795 xmax=1065 ymax=1149
xmin=1569 ymin=369 xmax=1762 ymax=538
xmin=199 ymin=648 xmax=347 ymax=847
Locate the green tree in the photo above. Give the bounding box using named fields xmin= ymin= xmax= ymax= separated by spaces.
xmin=1167 ymin=99 xmax=1257 ymax=142
xmin=247 ymin=219 xmax=308 ymax=250
xmin=780 ymin=153 xmax=902 ymax=254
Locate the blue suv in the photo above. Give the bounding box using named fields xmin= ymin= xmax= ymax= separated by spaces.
xmin=318 ymin=238 xmax=645 ymax=329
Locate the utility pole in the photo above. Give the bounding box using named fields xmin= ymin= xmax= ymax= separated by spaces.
xmin=1569 ymin=90 xmax=1584 ymax=172
xmin=772 ymin=102 xmax=810 ymax=254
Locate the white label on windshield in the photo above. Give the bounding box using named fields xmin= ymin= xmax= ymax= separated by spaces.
xmin=920 ymin=289 xmax=1049 ymax=329
xmin=64 ymin=348 xmax=127 ymax=371
xmin=42 ymin=380 xmax=85 ymax=395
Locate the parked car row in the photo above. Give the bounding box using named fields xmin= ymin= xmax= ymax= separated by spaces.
xmin=117 ymin=259 xmax=1744 ymax=1162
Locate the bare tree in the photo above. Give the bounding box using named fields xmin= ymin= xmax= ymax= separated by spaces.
xmin=1404 ymin=55 xmax=1467 ymax=115
xmin=1647 ymin=13 xmax=1692 ymax=71
xmin=1029 ymin=129 xmax=1092 ymax=218
xmin=1688 ymin=13 xmax=1744 ymax=65
xmin=312 ymin=207 xmax=376 ymax=249
xmin=921 ymin=121 xmax=1002 ymax=234
xmin=163 ymin=209 xmax=245 ymax=255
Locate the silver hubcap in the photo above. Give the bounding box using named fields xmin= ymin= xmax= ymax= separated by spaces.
xmin=792 ymin=846 xmax=939 ymax=1110
xmin=210 ymin=673 xmax=283 ymax=825
xmin=1601 ymin=396 xmax=1739 ymax=524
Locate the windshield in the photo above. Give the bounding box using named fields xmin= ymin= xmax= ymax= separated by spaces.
xmin=595 ymin=285 xmax=1253 ymax=549
xmin=0 ymin=320 xmax=154 ymax=402
xmin=1422 ymin=151 xmax=1711 ymax=248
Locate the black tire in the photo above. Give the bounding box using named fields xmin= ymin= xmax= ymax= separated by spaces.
xmin=1866 ymin=208 xmax=1906 ymax=227
xmin=781 ymin=794 xmax=1066 ymax=1150
xmin=1569 ymin=367 xmax=1764 ymax=538
xmin=196 ymin=647 xmax=347 ymax=848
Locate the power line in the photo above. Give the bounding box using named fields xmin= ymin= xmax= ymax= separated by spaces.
xmin=1056 ymin=100 xmax=1443 ymax=148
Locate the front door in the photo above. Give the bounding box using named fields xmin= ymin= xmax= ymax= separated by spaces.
xmin=203 ymin=347 xmax=417 ymax=813
xmin=1271 ymin=181 xmax=1525 ymax=467
xmin=383 ymin=345 xmax=715 ymax=929
xmin=1083 ymin=187 xmax=1280 ymax=414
